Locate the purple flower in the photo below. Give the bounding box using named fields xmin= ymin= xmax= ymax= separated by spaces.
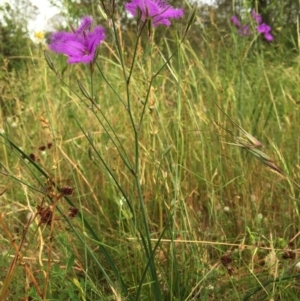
xmin=257 ymin=23 xmax=273 ymax=41
xmin=251 ymin=10 xmax=262 ymax=24
xmin=238 ymin=25 xmax=251 ymax=36
xmin=125 ymin=0 xmax=183 ymax=27
xmin=231 ymin=15 xmax=241 ymax=27
xmin=48 ymin=16 xmax=105 ymax=64
xmin=231 ymin=10 xmax=273 ymax=42
xmin=251 ymin=10 xmax=273 ymax=41
xmin=231 ymin=16 xmax=251 ymax=36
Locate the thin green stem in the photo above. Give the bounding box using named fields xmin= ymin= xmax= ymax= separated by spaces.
xmin=69 ymin=110 xmax=135 ymax=216
xmin=90 ymin=64 xmax=94 ymax=105
xmin=111 ymin=14 xmax=127 ymax=83
xmin=121 ymin=23 xmax=162 ymax=299
xmin=95 ymin=61 xmax=126 ymax=107
xmin=58 ymin=73 xmax=135 ymax=176
xmin=92 ymin=106 xmax=135 ymax=174
xmin=127 ymin=22 xmax=147 ymax=86
xmin=138 ymin=34 xmax=187 ymax=129
xmin=70 ymin=110 xmax=157 ymax=299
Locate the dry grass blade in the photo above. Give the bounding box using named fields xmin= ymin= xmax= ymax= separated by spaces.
xmin=0 ymin=214 xmax=42 ymax=299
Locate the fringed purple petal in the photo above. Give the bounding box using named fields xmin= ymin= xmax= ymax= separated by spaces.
xmin=48 ymin=16 xmax=105 ymax=64
xmin=87 ymin=26 xmax=106 ymax=55
xmin=76 ymin=16 xmax=93 ymax=34
xmin=251 ymin=10 xmax=262 ymax=24
xmin=264 ymin=33 xmax=273 ymax=41
xmin=125 ymin=0 xmax=183 ymax=27
xmin=231 ymin=16 xmax=241 ymax=27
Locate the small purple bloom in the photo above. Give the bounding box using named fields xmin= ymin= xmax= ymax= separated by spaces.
xmin=264 ymin=32 xmax=273 ymax=41
xmin=251 ymin=10 xmax=262 ymax=24
xmin=231 ymin=15 xmax=241 ymax=27
xmin=257 ymin=23 xmax=271 ymax=34
xmin=257 ymin=23 xmax=273 ymax=41
xmin=231 ymin=16 xmax=251 ymax=36
xmin=48 ymin=16 xmax=105 ymax=64
xmin=238 ymin=25 xmax=251 ymax=36
xmin=125 ymin=0 xmax=183 ymax=27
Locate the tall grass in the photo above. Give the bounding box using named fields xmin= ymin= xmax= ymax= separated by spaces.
xmin=0 ymin=5 xmax=300 ymax=301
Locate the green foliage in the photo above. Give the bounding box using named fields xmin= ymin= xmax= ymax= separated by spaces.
xmin=1 ymin=1 xmax=300 ymax=300
xmin=0 ymin=1 xmax=36 ymax=71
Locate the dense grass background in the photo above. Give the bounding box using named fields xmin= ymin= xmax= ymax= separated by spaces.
xmin=0 ymin=5 xmax=300 ymax=301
